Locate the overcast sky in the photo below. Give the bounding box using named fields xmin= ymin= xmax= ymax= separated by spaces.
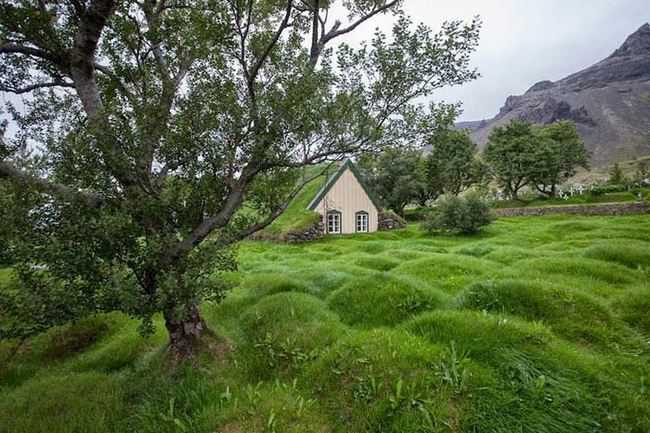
xmin=340 ymin=0 xmax=649 ymax=121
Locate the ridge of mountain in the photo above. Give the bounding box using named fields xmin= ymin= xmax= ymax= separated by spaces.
xmin=462 ymin=23 xmax=650 ymax=166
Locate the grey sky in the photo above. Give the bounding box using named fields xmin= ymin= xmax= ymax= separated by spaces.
xmin=340 ymin=0 xmax=649 ymax=121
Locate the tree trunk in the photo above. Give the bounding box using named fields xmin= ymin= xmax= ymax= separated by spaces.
xmin=163 ymin=303 xmax=207 ymax=364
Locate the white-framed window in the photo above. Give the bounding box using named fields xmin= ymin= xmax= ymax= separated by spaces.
xmin=327 ymin=211 xmax=341 ymax=234
xmin=356 ymin=211 xmax=368 ymax=233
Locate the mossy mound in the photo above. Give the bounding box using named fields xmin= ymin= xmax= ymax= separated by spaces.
xmin=613 ymin=285 xmax=650 ymax=334
xmin=583 ymin=242 xmax=650 ymax=269
xmin=240 ymin=293 xmax=346 ymax=379
xmin=454 ymin=280 xmax=638 ymax=350
xmin=327 ymin=274 xmax=446 ymax=328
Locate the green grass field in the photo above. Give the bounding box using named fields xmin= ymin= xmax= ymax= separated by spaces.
xmin=1 ymin=215 xmax=650 ymax=432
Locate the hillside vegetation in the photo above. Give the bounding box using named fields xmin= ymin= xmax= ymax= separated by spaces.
xmin=1 ymin=215 xmax=650 ymax=432
xmin=253 ymin=164 xmax=339 ymax=240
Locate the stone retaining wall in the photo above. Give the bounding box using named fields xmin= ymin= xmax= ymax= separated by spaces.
xmin=378 ymin=212 xmax=406 ymax=231
xmin=285 ymin=217 xmax=325 ymax=243
xmin=492 ymin=202 xmax=650 ymax=218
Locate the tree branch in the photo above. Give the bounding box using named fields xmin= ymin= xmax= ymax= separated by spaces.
xmin=321 ymin=1 xmax=399 ymax=44
xmin=0 ymin=161 xmax=105 ymax=208
xmin=221 ymin=161 xmax=338 ymax=244
xmin=247 ymin=0 xmax=292 ymax=86
xmin=0 ymin=44 xmax=64 ymax=66
xmin=0 ymin=80 xmax=75 ymax=94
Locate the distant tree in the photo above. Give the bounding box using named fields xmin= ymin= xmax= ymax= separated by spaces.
xmin=483 ymin=120 xmax=539 ymax=200
xmin=634 ymin=160 xmax=650 ymax=183
xmin=531 ymin=121 xmax=589 ymax=198
xmin=0 ymin=0 xmax=481 ymax=362
xmin=359 ymin=148 xmax=427 ymax=216
xmin=608 ymin=163 xmax=627 ymax=186
xmin=415 ymin=156 xmax=434 ymax=207
xmin=426 ymin=129 xmax=486 ymax=196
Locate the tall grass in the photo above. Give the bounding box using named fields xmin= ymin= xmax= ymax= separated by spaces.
xmin=1 ymin=214 xmax=649 ymax=432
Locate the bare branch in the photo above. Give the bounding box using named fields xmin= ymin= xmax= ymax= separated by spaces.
xmin=0 ymin=80 xmax=75 ymax=94
xmin=322 ymin=1 xmax=399 ymax=44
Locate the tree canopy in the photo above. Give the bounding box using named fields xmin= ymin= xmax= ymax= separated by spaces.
xmin=425 ymin=129 xmax=486 ymax=197
xmin=530 ymin=120 xmax=589 ymax=197
xmin=484 ymin=119 xmax=587 ymax=200
xmin=358 ymin=147 xmax=427 ymax=216
xmin=0 ymin=0 xmax=480 ymax=361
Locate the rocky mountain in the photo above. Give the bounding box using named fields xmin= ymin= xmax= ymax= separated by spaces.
xmin=466 ymin=23 xmax=650 ymax=166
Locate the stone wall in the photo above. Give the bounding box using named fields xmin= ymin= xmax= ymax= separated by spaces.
xmin=378 ymin=212 xmax=407 ymax=231
xmin=284 ymin=217 xmax=325 ymax=243
xmin=492 ymin=202 xmax=650 ymax=218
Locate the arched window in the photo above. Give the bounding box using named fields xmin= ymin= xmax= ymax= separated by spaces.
xmin=327 ymin=210 xmax=342 ymax=234
xmin=356 ymin=211 xmax=369 ymax=233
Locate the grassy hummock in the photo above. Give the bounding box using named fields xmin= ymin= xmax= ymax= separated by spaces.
xmin=1 ymin=214 xmax=650 ymax=432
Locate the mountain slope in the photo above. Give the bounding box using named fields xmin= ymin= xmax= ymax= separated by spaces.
xmin=469 ymin=23 xmax=650 ymax=166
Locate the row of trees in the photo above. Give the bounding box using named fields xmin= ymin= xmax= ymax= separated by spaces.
xmin=360 ymin=119 xmax=589 ymax=215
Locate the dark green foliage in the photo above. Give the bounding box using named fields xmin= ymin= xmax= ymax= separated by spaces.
xmin=635 ymin=160 xmax=650 ymax=183
xmin=484 ymin=120 xmax=540 ymax=200
xmin=484 ymin=119 xmax=588 ymax=199
xmin=426 ymin=129 xmax=487 ymax=196
xmin=0 ymin=0 xmax=481 ymax=356
xmin=358 ymin=148 xmax=429 ymax=216
xmin=609 ymin=163 xmax=628 ymax=186
xmin=530 ymin=120 xmax=589 ymax=197
xmin=422 ymin=193 xmax=493 ymax=234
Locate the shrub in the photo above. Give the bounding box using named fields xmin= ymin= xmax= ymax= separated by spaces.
xmin=421 ymin=193 xmax=493 ymax=234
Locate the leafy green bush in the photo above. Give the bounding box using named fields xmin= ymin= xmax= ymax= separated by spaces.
xmin=590 ymin=184 xmax=626 ymax=195
xmin=421 ymin=193 xmax=493 ymax=234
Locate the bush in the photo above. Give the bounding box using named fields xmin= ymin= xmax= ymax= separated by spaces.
xmin=421 ymin=193 xmax=493 ymax=234
xmin=590 ymin=184 xmax=626 ymax=195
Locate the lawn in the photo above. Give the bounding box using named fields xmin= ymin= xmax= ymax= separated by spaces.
xmin=1 ymin=215 xmax=650 ymax=432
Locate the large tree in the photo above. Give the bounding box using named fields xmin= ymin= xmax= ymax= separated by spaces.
xmin=425 ymin=129 xmax=486 ymax=196
xmin=0 ymin=0 xmax=479 ymax=362
xmin=483 ymin=120 xmax=539 ymax=200
xmin=358 ymin=147 xmax=427 ymax=216
xmin=530 ymin=120 xmax=589 ymax=198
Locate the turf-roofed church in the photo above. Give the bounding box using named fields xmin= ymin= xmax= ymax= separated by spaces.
xmin=307 ymin=160 xmax=382 ymax=234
